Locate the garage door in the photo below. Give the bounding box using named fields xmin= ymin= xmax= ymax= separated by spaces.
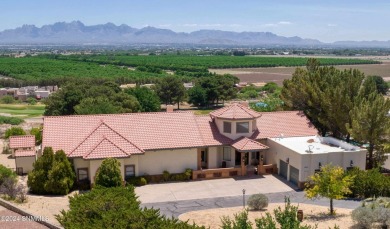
xmin=289 ymin=165 xmax=299 ymax=185
xmin=279 ymin=160 xmax=288 ymax=179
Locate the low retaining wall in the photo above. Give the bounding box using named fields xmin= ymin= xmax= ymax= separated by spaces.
xmin=0 ymin=198 xmax=61 ymax=229
xmin=192 ymin=167 xmax=242 ymax=180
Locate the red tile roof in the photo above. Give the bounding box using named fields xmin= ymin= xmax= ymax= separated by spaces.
xmin=232 ymin=137 xmax=269 ymax=152
xmin=254 ymin=111 xmax=317 ymax=139
xmin=43 ymin=112 xmax=205 ymax=158
xmin=210 ymin=103 xmax=261 ymax=120
xmin=14 ymin=149 xmax=36 ymax=157
xmin=42 ymin=109 xmax=317 ymax=159
xmin=9 ymin=135 xmax=35 ymax=149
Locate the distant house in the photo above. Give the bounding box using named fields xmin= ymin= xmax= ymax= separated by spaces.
xmin=183 ymin=82 xmax=194 ymax=90
xmin=9 ymin=135 xmax=36 ymax=175
xmin=40 ymin=103 xmax=367 ymax=188
xmin=34 ymin=90 xmax=50 ymax=99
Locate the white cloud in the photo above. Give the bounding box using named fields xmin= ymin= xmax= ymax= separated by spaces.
xmin=158 ymin=24 xmax=172 ymax=27
xmin=182 ymin=23 xmax=198 ymax=27
xmin=327 ymin=23 xmax=337 ymax=27
xmin=262 ymin=21 xmax=293 ymax=27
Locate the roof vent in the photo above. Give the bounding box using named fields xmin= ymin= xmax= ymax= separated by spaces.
xmin=306 ymin=145 xmax=314 ymax=153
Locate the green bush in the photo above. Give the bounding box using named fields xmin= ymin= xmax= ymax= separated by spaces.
xmin=126 ymin=176 xmax=147 ymax=186
xmin=27 ymin=147 xmax=75 ymax=195
xmin=30 ymin=127 xmax=42 ymax=145
xmin=163 ymin=170 xmax=170 ymax=182
xmin=0 ymin=116 xmax=24 ymax=125
xmin=184 ymin=168 xmax=192 ymax=180
xmin=4 ymin=127 xmax=26 ymax=139
xmin=247 ymin=193 xmax=269 ymax=211
xmin=347 ymin=167 xmax=390 ymax=198
xmin=0 ymin=164 xmax=16 ymax=185
xmin=0 ymin=95 xmax=15 ymax=104
xmin=95 ymin=158 xmax=123 ymax=188
xmin=56 ymin=186 xmax=204 ymax=229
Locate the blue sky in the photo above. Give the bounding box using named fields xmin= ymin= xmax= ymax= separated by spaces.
xmin=2 ymin=0 xmax=389 ymax=42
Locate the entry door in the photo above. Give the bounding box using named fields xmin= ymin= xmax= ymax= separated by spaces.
xmin=279 ymin=160 xmax=288 ymax=179
xmin=201 ymin=149 xmax=208 ymax=169
xmin=235 ymin=151 xmax=249 ymax=166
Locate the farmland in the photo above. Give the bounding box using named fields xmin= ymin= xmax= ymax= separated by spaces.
xmin=212 ymin=60 xmax=390 ymax=85
xmin=0 ymin=55 xmax=383 ymax=86
xmin=0 ymin=104 xmax=45 ymax=118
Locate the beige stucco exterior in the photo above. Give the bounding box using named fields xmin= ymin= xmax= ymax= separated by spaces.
xmin=15 ymin=156 xmax=35 ymax=174
xmin=266 ymin=138 xmax=366 ymax=183
xmin=73 ymin=148 xmax=198 ymax=183
xmin=215 ymin=118 xmax=257 ymax=140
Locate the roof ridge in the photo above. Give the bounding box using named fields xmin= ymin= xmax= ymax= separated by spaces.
xmin=43 ymin=111 xmax=194 ymax=119
xmin=191 ymin=113 xmax=206 ymax=146
xmin=236 ymin=103 xmax=262 ymax=118
xmin=10 ymin=135 xmax=34 ymax=138
xmin=83 ymin=136 xmax=129 ymax=159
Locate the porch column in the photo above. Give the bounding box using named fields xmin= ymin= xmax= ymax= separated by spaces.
xmin=258 ymin=158 xmax=264 ymax=175
xmin=241 ymin=152 xmax=246 ymax=176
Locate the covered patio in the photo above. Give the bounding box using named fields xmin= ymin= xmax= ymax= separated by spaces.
xmin=192 ymin=137 xmax=277 ymax=180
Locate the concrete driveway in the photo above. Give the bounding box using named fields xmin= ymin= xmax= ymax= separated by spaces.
xmin=136 ymin=174 xmax=295 ymax=204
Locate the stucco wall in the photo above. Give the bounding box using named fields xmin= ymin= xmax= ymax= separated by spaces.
xmin=208 ymin=147 xmax=218 ymax=169
xmin=215 ymin=118 xmax=257 ymax=140
xmin=384 ymin=154 xmax=390 ymax=170
xmin=15 ymin=156 xmax=35 ymax=174
xmin=266 ymin=138 xmax=366 ymax=182
xmin=138 ymin=148 xmax=197 ymax=175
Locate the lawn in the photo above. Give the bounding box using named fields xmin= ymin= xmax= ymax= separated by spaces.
xmin=0 ymin=104 xmax=45 ymax=118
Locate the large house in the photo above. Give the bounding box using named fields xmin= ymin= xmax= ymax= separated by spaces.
xmin=41 ymin=103 xmax=366 ymax=188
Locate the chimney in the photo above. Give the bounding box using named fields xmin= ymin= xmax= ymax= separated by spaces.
xmin=239 ymin=101 xmax=249 ymax=107
xmin=166 ymin=105 xmax=174 ymax=113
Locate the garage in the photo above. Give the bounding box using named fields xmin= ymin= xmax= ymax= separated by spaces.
xmin=289 ymin=165 xmax=299 ymax=185
xmin=279 ymin=160 xmax=288 ymax=179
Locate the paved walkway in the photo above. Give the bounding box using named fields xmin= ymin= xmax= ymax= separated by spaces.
xmin=137 ymin=175 xmax=362 ymax=218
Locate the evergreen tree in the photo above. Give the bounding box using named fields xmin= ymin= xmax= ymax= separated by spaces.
xmin=94 ymin=158 xmax=123 ymax=188
xmin=125 ymin=86 xmax=161 ymax=112
xmin=188 ymin=85 xmax=207 ymax=107
xmin=27 ymin=147 xmax=54 ymax=194
xmin=348 ymin=92 xmax=390 ymax=169
xmin=154 ymin=76 xmax=186 ymax=109
xmin=45 ymin=150 xmax=76 ymax=195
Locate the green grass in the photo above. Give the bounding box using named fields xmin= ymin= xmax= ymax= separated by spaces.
xmin=0 ymin=104 xmax=45 ymax=118
xmin=193 ymin=109 xmax=213 ymax=115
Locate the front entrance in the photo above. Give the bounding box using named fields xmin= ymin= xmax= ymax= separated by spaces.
xmin=201 ymin=149 xmax=208 ymax=169
xmin=235 ymin=151 xmax=249 ymax=166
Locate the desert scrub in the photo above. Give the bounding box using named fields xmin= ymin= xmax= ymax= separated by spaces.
xmin=247 ymin=193 xmax=269 ymax=210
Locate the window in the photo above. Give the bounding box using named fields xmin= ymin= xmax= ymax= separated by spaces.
xmin=223 ymin=147 xmax=231 ymax=161
xmin=223 ymin=121 xmax=231 ymax=133
xmin=77 ymin=168 xmax=89 ymax=181
xmin=236 ymin=122 xmax=249 ymax=133
xmin=125 ymin=165 xmax=135 ymax=179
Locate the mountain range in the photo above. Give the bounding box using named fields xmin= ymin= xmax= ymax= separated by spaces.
xmin=0 ymin=21 xmax=389 ymax=47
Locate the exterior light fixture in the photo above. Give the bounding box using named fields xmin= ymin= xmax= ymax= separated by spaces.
xmin=260 ymin=155 xmax=264 ymax=161
xmin=318 ymin=162 xmax=322 ymax=169
xmin=350 ymin=160 xmax=354 ymax=167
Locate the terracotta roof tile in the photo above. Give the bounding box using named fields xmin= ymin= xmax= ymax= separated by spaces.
xmin=210 ymin=103 xmax=261 ymax=120
xmin=232 ymin=137 xmax=269 ymax=152
xmin=43 ymin=112 xmax=205 ymax=154
xmin=14 ymin=149 xmax=36 ymax=157
xmin=9 ymin=135 xmax=35 ymax=149
xmin=83 ymin=137 xmax=134 ymax=160
xmin=254 ymin=111 xmax=318 ymax=139
xmin=194 ymin=115 xmax=233 ymax=146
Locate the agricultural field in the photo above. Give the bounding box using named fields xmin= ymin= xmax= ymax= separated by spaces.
xmin=0 ymin=56 xmax=165 ymax=82
xmin=0 ymin=104 xmax=45 ymax=118
xmin=59 ymin=54 xmax=379 ymax=70
xmin=212 ymin=60 xmax=390 ymax=85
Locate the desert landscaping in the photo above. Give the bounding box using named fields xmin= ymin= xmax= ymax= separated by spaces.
xmin=179 ymin=203 xmax=354 ymax=228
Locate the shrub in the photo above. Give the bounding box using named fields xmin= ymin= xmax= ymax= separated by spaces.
xmin=351 ymin=197 xmax=390 ymax=228
xmin=1 ymin=95 xmax=15 ymax=104
xmin=28 ymin=147 xmax=76 ymax=195
xmin=0 ymin=177 xmax=23 ymax=200
xmin=0 ymin=164 xmax=16 ymax=185
xmin=221 ymin=210 xmax=252 ymax=229
xmin=163 ymin=170 xmax=170 ymax=182
xmin=0 ymin=116 xmax=24 ymax=125
xmin=247 ymin=193 xmax=269 ymax=210
xmin=5 ymin=127 xmax=26 ymax=139
xmin=184 ymin=168 xmax=192 ymax=180
xmin=56 ymin=186 xmax=204 ymax=229
xmin=95 ymin=158 xmax=123 ymax=188
xmin=126 ymin=176 xmax=147 ymax=186
xmin=44 ymin=150 xmax=75 ymax=195
xmin=30 ymin=127 xmax=42 ymax=145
